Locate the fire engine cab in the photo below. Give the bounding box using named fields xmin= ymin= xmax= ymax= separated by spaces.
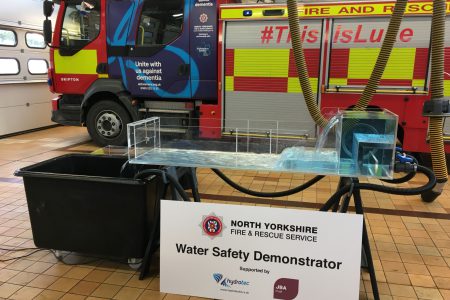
xmin=47 ymin=0 xmax=450 ymax=151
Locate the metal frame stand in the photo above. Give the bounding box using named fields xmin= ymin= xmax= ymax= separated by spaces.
xmin=139 ymin=167 xmax=200 ymax=279
xmin=138 ymin=170 xmax=380 ymax=300
xmin=320 ymin=177 xmax=379 ymax=300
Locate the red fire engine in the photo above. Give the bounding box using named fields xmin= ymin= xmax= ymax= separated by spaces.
xmin=45 ymin=0 xmax=450 ymax=151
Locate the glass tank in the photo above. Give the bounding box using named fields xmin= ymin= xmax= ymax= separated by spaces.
xmin=127 ymin=110 xmax=398 ymax=179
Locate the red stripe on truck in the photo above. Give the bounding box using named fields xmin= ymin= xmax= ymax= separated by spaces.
xmin=347 ymin=79 xmax=413 ymax=86
xmin=413 ymin=48 xmax=429 ymax=80
xmin=288 ymin=49 xmax=320 ymax=77
xmin=225 ymin=49 xmax=235 ymax=76
xmin=234 ymin=77 xmax=288 ymax=93
xmin=445 ymin=48 xmax=450 ymax=80
xmin=329 ymin=48 xmax=350 ymax=78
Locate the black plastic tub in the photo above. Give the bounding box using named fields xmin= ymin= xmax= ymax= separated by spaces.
xmin=15 ymin=154 xmax=161 ymax=259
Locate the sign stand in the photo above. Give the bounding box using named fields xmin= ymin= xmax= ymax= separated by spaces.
xmin=320 ymin=177 xmax=379 ymax=300
xmin=133 ymin=165 xmax=379 ymax=299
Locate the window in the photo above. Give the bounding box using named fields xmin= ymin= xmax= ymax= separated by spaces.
xmin=26 ymin=32 xmax=46 ymax=49
xmin=0 ymin=58 xmax=19 ymax=75
xmin=28 ymin=59 xmax=48 ymax=75
xmin=0 ymin=29 xmax=17 ymax=46
xmin=137 ymin=0 xmax=184 ymax=46
xmin=60 ymin=0 xmax=100 ymax=48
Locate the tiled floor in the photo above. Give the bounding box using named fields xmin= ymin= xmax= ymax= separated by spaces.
xmin=0 ymin=126 xmax=450 ymax=299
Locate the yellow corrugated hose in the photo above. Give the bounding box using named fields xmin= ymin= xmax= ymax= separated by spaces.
xmin=287 ymin=0 xmax=446 ymax=201
xmin=423 ymin=0 xmax=448 ymax=202
xmin=354 ymin=0 xmax=408 ymax=110
xmin=286 ymin=0 xmax=328 ymax=128
xmin=286 ymin=0 xmax=407 ymax=122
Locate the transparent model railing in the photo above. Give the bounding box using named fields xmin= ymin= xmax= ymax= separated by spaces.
xmin=127 ymin=110 xmax=398 ymax=179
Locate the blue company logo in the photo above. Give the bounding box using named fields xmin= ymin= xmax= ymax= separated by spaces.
xmin=213 ymin=273 xmax=250 ymax=288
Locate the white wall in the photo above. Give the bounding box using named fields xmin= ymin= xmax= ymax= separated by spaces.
xmin=0 ymin=0 xmax=59 ymax=30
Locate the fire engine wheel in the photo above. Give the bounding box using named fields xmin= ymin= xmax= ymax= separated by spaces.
xmin=87 ymin=100 xmax=131 ymax=146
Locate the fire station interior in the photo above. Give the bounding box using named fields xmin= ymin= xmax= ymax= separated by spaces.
xmin=3 ymin=0 xmax=450 ymax=299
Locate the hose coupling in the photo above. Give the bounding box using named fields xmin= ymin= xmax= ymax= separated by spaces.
xmin=396 ymin=152 xmax=414 ymax=164
xmin=394 ymin=162 xmax=417 ymax=173
xmin=422 ymin=98 xmax=450 ymax=117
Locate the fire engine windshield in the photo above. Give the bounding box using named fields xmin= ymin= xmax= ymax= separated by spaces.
xmin=60 ymin=0 xmax=100 ymax=49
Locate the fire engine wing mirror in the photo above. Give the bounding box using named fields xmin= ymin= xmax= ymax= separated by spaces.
xmin=43 ymin=20 xmax=52 ymax=44
xmin=43 ymin=0 xmax=55 ymax=18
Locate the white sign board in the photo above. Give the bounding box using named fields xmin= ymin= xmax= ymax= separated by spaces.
xmin=161 ymin=201 xmax=363 ymax=300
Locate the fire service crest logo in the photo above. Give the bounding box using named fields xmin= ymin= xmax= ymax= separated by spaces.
xmin=199 ymin=13 xmax=208 ymax=23
xmin=200 ymin=213 xmax=225 ymax=238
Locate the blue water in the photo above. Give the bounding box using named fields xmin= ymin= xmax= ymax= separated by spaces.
xmin=129 ymin=146 xmax=392 ymax=178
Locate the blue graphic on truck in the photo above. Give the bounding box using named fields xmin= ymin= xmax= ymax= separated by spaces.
xmin=106 ymin=0 xmax=217 ymax=100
